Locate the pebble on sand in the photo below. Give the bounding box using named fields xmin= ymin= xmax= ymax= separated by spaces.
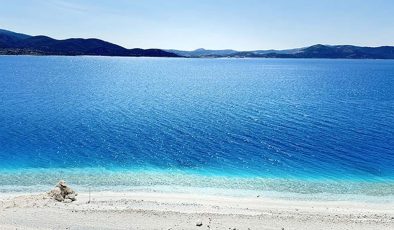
xmin=196 ymin=220 xmax=203 ymax=227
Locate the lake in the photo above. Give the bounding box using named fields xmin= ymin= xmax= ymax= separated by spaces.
xmin=0 ymin=56 xmax=393 ymax=197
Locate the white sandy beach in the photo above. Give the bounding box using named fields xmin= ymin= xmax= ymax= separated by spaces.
xmin=1 ymin=190 xmax=393 ymax=230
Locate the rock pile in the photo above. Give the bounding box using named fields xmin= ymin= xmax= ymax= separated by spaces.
xmin=48 ymin=180 xmax=77 ymax=203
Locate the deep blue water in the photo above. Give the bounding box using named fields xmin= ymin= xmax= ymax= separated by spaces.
xmin=0 ymin=56 xmax=393 ymax=195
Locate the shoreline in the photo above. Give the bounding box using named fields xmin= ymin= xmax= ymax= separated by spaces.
xmin=1 ymin=185 xmax=394 ymax=204
xmin=1 ymin=168 xmax=393 ymax=199
xmin=1 ymin=190 xmax=393 ymax=230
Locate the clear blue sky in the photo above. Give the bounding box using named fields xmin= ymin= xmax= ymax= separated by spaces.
xmin=1 ymin=0 xmax=393 ymax=50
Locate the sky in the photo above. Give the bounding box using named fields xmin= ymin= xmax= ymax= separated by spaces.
xmin=1 ymin=0 xmax=394 ymax=50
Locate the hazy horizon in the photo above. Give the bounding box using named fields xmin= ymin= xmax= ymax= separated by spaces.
xmin=1 ymin=0 xmax=394 ymax=50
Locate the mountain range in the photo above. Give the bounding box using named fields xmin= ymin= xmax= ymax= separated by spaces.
xmin=168 ymin=46 xmax=394 ymax=59
xmin=0 ymin=29 xmax=179 ymax=57
xmin=1 ymin=29 xmax=394 ymax=59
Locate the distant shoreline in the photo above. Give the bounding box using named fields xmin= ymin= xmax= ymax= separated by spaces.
xmin=1 ymin=29 xmax=394 ymax=59
xmin=1 ymin=54 xmax=394 ymax=60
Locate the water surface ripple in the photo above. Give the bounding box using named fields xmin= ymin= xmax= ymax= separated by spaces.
xmin=0 ymin=57 xmax=393 ymax=196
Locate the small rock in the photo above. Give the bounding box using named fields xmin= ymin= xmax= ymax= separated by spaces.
xmin=48 ymin=180 xmax=77 ymax=203
xmin=196 ymin=220 xmax=203 ymax=227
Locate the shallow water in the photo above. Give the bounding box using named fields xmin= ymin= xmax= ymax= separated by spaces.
xmin=0 ymin=56 xmax=393 ymax=197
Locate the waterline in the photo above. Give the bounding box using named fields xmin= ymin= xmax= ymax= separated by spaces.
xmin=1 ymin=168 xmax=393 ymax=200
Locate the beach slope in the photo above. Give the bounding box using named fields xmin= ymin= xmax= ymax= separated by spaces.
xmin=0 ymin=191 xmax=393 ymax=230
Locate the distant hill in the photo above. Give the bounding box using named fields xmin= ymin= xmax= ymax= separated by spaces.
xmin=169 ymin=45 xmax=394 ymax=59
xmin=0 ymin=29 xmax=179 ymax=57
xmin=167 ymin=48 xmax=238 ymax=57
xmin=283 ymin=44 xmax=394 ymax=59
xmin=1 ymin=29 xmax=394 ymax=59
xmin=0 ymin=29 xmax=31 ymax=41
xmin=168 ymin=48 xmax=303 ymax=58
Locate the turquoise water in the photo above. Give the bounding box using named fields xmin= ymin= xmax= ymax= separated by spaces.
xmin=0 ymin=56 xmax=393 ymax=198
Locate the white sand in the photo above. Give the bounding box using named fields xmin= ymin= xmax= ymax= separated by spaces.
xmin=0 ymin=191 xmax=393 ymax=230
